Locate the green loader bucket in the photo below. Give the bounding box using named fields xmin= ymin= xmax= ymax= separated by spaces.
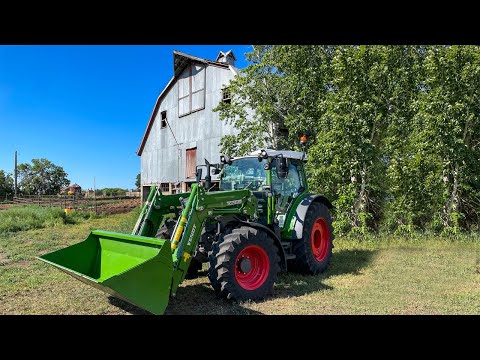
xmin=38 ymin=230 xmax=173 ymax=315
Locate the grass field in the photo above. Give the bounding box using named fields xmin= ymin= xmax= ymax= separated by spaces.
xmin=0 ymin=208 xmax=479 ymax=315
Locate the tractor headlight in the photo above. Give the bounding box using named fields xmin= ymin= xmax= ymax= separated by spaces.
xmin=260 ymin=149 xmax=268 ymax=159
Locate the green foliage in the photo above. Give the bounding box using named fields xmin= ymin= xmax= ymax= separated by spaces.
xmin=0 ymin=206 xmax=66 ymax=233
xmin=135 ymin=173 xmax=141 ymax=190
xmin=18 ymin=158 xmax=69 ymax=195
xmin=101 ymin=188 xmax=127 ymax=197
xmin=0 ymin=205 xmax=102 ymax=234
xmin=0 ymin=170 xmax=14 ymax=197
xmin=217 ymin=45 xmax=480 ymax=235
xmin=214 ymin=46 xmax=335 ymax=156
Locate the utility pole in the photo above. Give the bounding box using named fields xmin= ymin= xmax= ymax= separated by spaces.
xmin=94 ymin=176 xmax=97 ymax=215
xmin=14 ymin=151 xmax=18 ymax=197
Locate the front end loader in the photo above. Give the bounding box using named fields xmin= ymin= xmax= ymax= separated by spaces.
xmin=38 ymin=148 xmax=334 ymax=314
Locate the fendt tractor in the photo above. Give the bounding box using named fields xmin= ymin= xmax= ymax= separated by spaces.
xmin=39 ymin=145 xmax=334 ymax=314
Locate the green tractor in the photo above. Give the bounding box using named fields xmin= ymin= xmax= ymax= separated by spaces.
xmin=38 ymin=148 xmax=334 ymax=314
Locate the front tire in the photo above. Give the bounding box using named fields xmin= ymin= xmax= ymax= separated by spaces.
xmin=292 ymin=202 xmax=334 ymax=274
xmin=211 ymin=226 xmax=280 ymax=301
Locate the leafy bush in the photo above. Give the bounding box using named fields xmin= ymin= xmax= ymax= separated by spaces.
xmin=0 ymin=206 xmax=102 ymax=234
xmin=0 ymin=206 xmax=66 ymax=233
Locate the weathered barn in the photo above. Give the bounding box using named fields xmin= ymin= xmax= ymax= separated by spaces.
xmin=137 ymin=50 xmax=241 ymax=200
xmin=62 ymin=183 xmax=82 ymax=195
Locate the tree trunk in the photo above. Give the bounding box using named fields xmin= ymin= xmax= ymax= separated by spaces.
xmin=352 ymin=164 xmax=368 ymax=228
xmin=443 ymin=163 xmax=460 ymax=227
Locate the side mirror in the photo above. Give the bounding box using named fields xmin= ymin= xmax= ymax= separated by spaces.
xmin=276 ymin=157 xmax=289 ymax=179
xmin=220 ymin=154 xmax=232 ymax=165
xmin=196 ymin=168 xmax=203 ymax=183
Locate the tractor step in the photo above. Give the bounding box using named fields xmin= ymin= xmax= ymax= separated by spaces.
xmin=281 ymin=241 xmax=296 ymax=260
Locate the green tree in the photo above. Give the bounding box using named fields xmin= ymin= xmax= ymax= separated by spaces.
xmin=101 ymin=188 xmax=127 ymax=197
xmin=218 ymin=45 xmax=480 ymax=234
xmin=380 ymin=46 xmax=428 ymax=233
xmin=135 ymin=173 xmax=141 ymax=190
xmin=414 ymin=46 xmax=480 ymax=232
xmin=214 ymin=45 xmax=335 ymax=156
xmin=307 ymin=46 xmax=397 ymax=234
xmin=0 ymin=170 xmax=14 ymax=197
xmin=18 ymin=158 xmax=69 ymax=195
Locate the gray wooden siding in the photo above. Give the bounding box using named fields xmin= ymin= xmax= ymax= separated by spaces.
xmin=141 ymin=63 xmax=239 ymax=185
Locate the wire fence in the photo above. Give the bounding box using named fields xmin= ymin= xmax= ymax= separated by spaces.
xmin=0 ymin=193 xmax=140 ymax=214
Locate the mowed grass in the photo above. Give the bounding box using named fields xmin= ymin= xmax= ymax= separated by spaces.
xmin=0 ymin=208 xmax=479 ymax=315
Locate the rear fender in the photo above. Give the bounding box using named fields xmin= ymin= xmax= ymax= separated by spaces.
xmin=290 ymin=194 xmax=333 ymax=240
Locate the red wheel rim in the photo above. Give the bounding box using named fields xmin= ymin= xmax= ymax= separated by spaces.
xmin=234 ymin=245 xmax=270 ymax=290
xmin=311 ymin=217 xmax=330 ymax=262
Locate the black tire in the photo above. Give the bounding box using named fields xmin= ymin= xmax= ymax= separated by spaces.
xmin=211 ymin=226 xmax=281 ymax=301
xmin=292 ymin=202 xmax=334 ymax=275
xmin=155 ymin=218 xmax=176 ymax=239
xmin=207 ymin=224 xmax=235 ymax=292
xmin=207 ymin=240 xmax=222 ymax=292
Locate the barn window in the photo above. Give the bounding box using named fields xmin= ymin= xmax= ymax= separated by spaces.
xmin=160 ymin=183 xmax=170 ymax=193
xmin=160 ymin=111 xmax=167 ymax=129
xmin=186 ymin=147 xmax=197 ymax=179
xmin=178 ymin=64 xmax=205 ymax=117
xmin=222 ymin=88 xmax=231 ymax=104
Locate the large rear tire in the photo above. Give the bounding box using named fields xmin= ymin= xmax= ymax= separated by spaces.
xmin=292 ymin=202 xmax=334 ymax=274
xmin=155 ymin=218 xmax=176 ymax=239
xmin=210 ymin=226 xmax=280 ymax=301
xmin=207 ymin=240 xmax=222 ymax=292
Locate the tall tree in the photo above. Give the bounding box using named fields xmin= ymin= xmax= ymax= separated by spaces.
xmin=18 ymin=158 xmax=69 ymax=195
xmin=135 ymin=173 xmax=141 ymax=190
xmin=381 ymin=46 xmax=428 ymax=233
xmin=0 ymin=170 xmax=14 ymax=197
xmin=415 ymin=46 xmax=480 ymax=232
xmin=218 ymin=45 xmax=480 ymax=234
xmin=214 ymin=45 xmax=335 ymax=156
xmin=307 ymin=46 xmax=396 ymax=234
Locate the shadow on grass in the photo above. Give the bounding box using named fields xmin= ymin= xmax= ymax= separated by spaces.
xmin=107 ymin=249 xmax=377 ymax=315
xmin=107 ymin=274 xmax=263 ymax=316
xmin=274 ymin=249 xmax=377 ymax=298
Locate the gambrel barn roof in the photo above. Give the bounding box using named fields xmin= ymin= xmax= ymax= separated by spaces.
xmin=137 ymin=50 xmax=239 ymax=156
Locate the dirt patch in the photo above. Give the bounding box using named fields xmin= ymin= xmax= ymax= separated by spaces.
xmin=95 ymin=199 xmax=140 ymax=215
xmin=0 ymin=204 xmax=14 ymax=211
xmin=38 ymin=250 xmax=50 ymax=255
xmin=4 ymin=260 xmax=30 ymax=268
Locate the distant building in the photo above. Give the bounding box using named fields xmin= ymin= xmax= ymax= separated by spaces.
xmin=137 ymin=50 xmax=244 ymax=201
xmin=126 ymin=190 xmax=141 ymax=198
xmin=83 ymin=189 xmax=98 ymax=198
xmin=62 ymin=183 xmax=82 ymax=195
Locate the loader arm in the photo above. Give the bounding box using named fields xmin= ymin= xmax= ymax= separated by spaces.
xmin=169 ymin=183 xmax=257 ymax=294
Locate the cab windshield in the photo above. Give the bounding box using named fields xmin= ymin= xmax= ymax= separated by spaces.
xmin=220 ymin=158 xmax=267 ymax=191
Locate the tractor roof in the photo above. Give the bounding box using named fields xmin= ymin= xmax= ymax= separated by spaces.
xmin=239 ymin=149 xmax=307 ymax=161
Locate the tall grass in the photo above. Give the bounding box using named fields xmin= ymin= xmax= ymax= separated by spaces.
xmin=0 ymin=206 xmax=100 ymax=234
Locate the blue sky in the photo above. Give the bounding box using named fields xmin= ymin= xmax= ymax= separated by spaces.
xmin=0 ymin=45 xmax=252 ymax=190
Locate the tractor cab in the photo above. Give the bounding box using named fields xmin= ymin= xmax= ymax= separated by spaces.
xmin=219 ymin=149 xmax=308 ymax=228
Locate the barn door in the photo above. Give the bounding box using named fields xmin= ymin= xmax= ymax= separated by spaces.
xmin=186 ymin=147 xmax=197 ymax=179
